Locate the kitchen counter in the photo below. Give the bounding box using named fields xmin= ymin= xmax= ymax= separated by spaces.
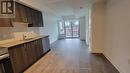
xmin=0 ymin=35 xmax=49 ymax=48
xmin=7 ymin=35 xmax=50 ymax=73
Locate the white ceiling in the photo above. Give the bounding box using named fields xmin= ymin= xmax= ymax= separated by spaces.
xmin=19 ymin=0 xmax=105 ymax=18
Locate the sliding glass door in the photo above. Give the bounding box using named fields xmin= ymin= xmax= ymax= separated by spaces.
xmin=58 ymin=20 xmax=79 ymax=39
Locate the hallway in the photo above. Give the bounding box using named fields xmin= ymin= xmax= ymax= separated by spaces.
xmin=24 ymin=39 xmax=119 ymax=73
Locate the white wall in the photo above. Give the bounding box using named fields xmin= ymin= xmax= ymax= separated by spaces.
xmin=91 ymin=1 xmax=106 ymax=53
xmin=91 ymin=0 xmax=130 ymax=73
xmin=103 ymin=0 xmax=130 ymax=73
xmin=79 ymin=16 xmax=86 ymax=40
xmin=39 ymin=12 xmax=59 ymax=44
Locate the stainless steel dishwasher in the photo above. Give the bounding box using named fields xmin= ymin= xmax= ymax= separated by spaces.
xmin=0 ymin=48 xmax=13 ymax=73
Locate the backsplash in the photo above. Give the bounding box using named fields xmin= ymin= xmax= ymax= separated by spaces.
xmin=0 ymin=27 xmax=40 ymax=40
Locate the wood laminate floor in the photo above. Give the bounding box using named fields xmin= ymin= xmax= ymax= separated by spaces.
xmin=24 ymin=39 xmax=119 ymax=73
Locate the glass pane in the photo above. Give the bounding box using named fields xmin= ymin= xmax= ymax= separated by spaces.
xmin=65 ymin=21 xmax=72 ymax=37
xmin=59 ymin=21 xmax=64 ymax=34
xmin=63 ymin=20 xmax=80 ymax=38
xmin=72 ymin=20 xmax=79 ymax=37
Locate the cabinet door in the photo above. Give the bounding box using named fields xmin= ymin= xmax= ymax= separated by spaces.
xmin=23 ymin=43 xmax=30 ymax=68
xmin=25 ymin=7 xmax=33 ymax=24
xmin=0 ymin=18 xmax=12 ymax=27
xmin=11 ymin=2 xmax=22 ymax=22
xmin=31 ymin=41 xmax=37 ymax=61
xmin=35 ymin=11 xmax=40 ymax=27
xmin=9 ymin=44 xmax=27 ymax=73
xmin=11 ymin=2 xmax=27 ymax=23
xmin=18 ymin=3 xmax=27 ymax=22
xmin=31 ymin=10 xmax=39 ymax=27
xmin=35 ymin=39 xmax=44 ymax=58
xmin=30 ymin=9 xmax=36 ymax=27
xmin=39 ymin=39 xmax=44 ymax=56
xmin=38 ymin=11 xmax=44 ymax=27
xmin=29 ymin=9 xmax=43 ymax=27
xmin=26 ymin=42 xmax=37 ymax=66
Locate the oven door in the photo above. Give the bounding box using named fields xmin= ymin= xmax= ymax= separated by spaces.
xmin=0 ymin=54 xmax=13 ymax=73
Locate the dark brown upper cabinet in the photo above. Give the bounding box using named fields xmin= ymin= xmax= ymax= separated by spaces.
xmin=25 ymin=7 xmax=33 ymax=24
xmin=0 ymin=18 xmax=12 ymax=27
xmin=0 ymin=2 xmax=44 ymax=27
xmin=38 ymin=11 xmax=44 ymax=27
xmin=11 ymin=2 xmax=26 ymax=22
xmin=29 ymin=9 xmax=44 ymax=27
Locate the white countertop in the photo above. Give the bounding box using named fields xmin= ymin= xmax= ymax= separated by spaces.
xmin=0 ymin=35 xmax=49 ymax=48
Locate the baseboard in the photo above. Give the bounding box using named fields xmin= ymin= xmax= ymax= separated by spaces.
xmin=90 ymin=50 xmax=103 ymax=53
xmin=103 ymin=53 xmax=124 ymax=73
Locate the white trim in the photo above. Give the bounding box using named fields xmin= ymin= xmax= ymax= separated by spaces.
xmin=103 ymin=53 xmax=124 ymax=73
xmin=90 ymin=51 xmax=102 ymax=53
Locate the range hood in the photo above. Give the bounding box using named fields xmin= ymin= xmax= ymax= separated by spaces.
xmin=12 ymin=22 xmax=32 ymax=27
